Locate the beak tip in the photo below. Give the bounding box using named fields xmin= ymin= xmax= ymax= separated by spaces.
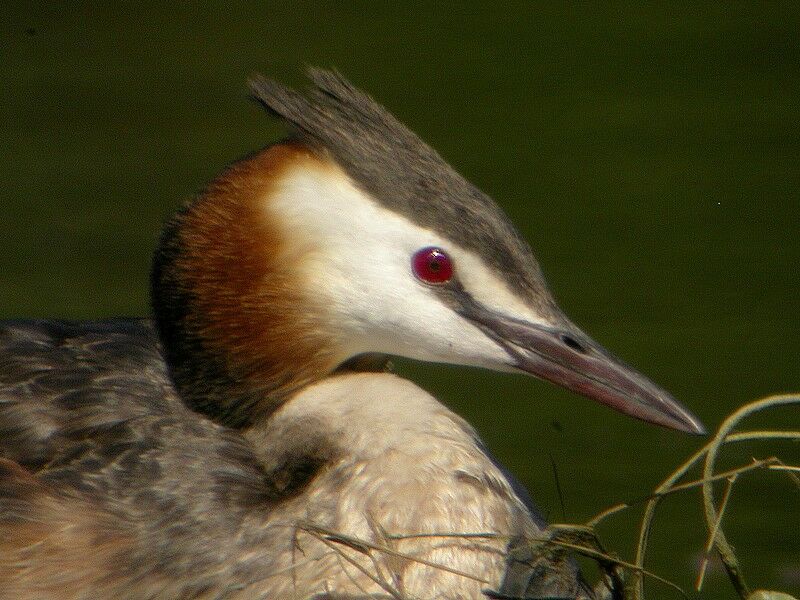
xmin=686 ymin=419 xmax=708 ymax=437
xmin=664 ymin=402 xmax=707 ymax=436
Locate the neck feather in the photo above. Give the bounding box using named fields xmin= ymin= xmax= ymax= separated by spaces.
xmin=151 ymin=143 xmax=341 ymax=427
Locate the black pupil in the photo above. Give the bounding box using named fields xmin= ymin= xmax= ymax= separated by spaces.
xmin=429 ymin=259 xmax=440 ymax=271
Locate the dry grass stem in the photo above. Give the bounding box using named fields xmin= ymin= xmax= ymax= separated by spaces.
xmin=696 ymin=474 xmax=737 ymax=591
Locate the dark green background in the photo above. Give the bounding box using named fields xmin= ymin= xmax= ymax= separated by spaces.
xmin=2 ymin=3 xmax=798 ymax=597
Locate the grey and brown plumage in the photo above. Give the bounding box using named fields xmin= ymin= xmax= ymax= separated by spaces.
xmin=0 ymin=321 xmax=590 ymax=598
xmin=0 ymin=70 xmax=702 ymax=598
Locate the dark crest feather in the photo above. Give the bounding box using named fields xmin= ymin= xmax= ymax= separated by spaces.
xmin=248 ymin=68 xmax=441 ymax=167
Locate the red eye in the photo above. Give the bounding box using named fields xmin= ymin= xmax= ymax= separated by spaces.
xmin=412 ymin=247 xmax=453 ymax=284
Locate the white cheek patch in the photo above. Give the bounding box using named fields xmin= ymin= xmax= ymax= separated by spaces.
xmin=445 ymin=250 xmax=550 ymax=327
xmin=263 ymin=160 xmax=549 ymax=369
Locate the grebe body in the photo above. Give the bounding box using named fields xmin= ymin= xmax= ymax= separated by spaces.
xmin=0 ymin=70 xmax=703 ymax=598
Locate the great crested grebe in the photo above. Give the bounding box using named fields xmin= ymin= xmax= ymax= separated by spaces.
xmin=0 ymin=69 xmax=703 ymax=599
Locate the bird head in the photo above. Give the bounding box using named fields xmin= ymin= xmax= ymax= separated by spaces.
xmin=151 ymin=69 xmax=703 ymax=435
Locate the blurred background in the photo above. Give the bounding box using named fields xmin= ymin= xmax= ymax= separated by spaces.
xmin=2 ymin=3 xmax=798 ymax=597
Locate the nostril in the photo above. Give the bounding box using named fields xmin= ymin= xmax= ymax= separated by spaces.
xmin=560 ymin=334 xmax=586 ymax=353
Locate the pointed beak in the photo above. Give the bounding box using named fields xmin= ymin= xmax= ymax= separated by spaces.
xmin=454 ymin=292 xmax=705 ymax=435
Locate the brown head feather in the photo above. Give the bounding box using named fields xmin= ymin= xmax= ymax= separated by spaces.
xmin=152 ymin=144 xmax=340 ymax=427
